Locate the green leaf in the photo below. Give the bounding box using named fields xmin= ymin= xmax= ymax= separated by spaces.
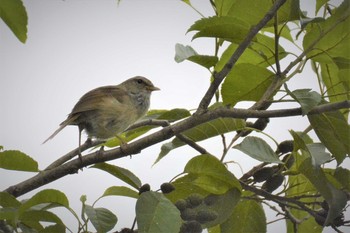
xmin=188 ymin=16 xmax=250 ymax=43
xmin=221 ymin=63 xmax=274 ymax=106
xmin=286 ymin=172 xmax=322 ymax=233
xmin=303 ymin=0 xmax=350 ymax=62
xmin=221 ymin=199 xmax=266 ymax=233
xmin=182 ymin=155 xmax=241 ymax=194
xmin=299 ymin=158 xmax=347 ymax=225
xmin=0 ymin=0 xmax=28 ymax=43
xmin=0 ymin=150 xmax=39 ymax=172
xmin=19 ymin=210 xmax=64 ymax=230
xmin=155 ymin=118 xmax=245 ymax=164
xmin=217 ymin=0 xmax=300 ymax=27
xmin=234 ymin=136 xmax=282 ymax=163
xmin=136 ymin=191 xmax=181 ymax=233
xmin=316 ymin=0 xmax=330 ymax=14
xmin=91 ymin=163 xmax=141 ymax=189
xmin=306 ymin=143 xmax=331 ymax=166
xmin=0 ymin=192 xmax=21 ymax=208
xmin=40 ymin=224 xmax=66 ymax=233
xmin=334 ymin=167 xmax=350 ymax=191
xmin=84 ymin=205 xmax=117 ymax=233
xmin=174 ymin=43 xmax=197 ymax=62
xmin=188 ymin=55 xmax=219 ymax=69
xmin=308 ymin=110 xmax=350 ymax=164
xmin=159 ymin=108 xmax=191 ymax=121
xmin=319 ymin=61 xmax=349 ymax=106
xmin=290 ymin=89 xmax=322 ymax=115
xmin=215 ymin=32 xmax=289 ymax=71
xmin=101 ymin=186 xmax=139 ymax=199
xmin=19 ymin=189 xmax=69 ymax=216
xmin=175 ymin=44 xmax=218 ymax=69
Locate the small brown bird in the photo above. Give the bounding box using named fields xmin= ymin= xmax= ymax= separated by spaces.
xmin=43 ymin=76 xmax=159 ymax=155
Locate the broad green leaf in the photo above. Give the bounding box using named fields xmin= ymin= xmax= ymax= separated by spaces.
xmin=299 ymin=158 xmax=347 ymax=225
xmin=19 ymin=189 xmax=69 ymax=216
xmin=136 ymin=191 xmax=181 ymax=233
xmin=303 ymin=0 xmax=350 ymax=62
xmin=91 ymin=163 xmax=141 ymax=189
xmin=221 ymin=199 xmax=266 ymax=233
xmin=316 ymin=0 xmax=330 ymax=14
xmin=215 ymin=33 xmax=288 ymax=71
xmin=0 ymin=207 xmax=17 ymax=220
xmin=0 ymin=192 xmax=21 ymax=208
xmin=334 ymin=167 xmax=350 ymax=191
xmin=0 ymin=150 xmax=38 ymax=172
xmin=155 ymin=118 xmax=245 ymax=164
xmin=174 ymin=43 xmax=197 ymax=62
xmin=40 ymin=224 xmax=66 ymax=233
xmin=286 ymin=173 xmax=322 ymax=233
xmin=249 ymin=33 xmax=288 ymax=67
xmin=308 ymin=110 xmax=350 ymax=164
xmin=101 ymin=186 xmax=139 ymax=199
xmin=188 ymin=16 xmax=250 ymax=43
xmin=19 ymin=210 xmax=64 ymax=230
xmin=290 ymin=89 xmax=322 ymax=115
xmin=0 ymin=0 xmax=28 ymax=43
xmin=290 ymin=131 xmax=331 ymax=168
xmin=187 ymin=55 xmax=219 ymax=69
xmin=183 ymin=154 xmax=241 ymax=194
xmin=218 ymin=0 xmax=300 ymax=27
xmin=156 ymin=108 xmax=191 ymax=121
xmin=306 ymin=143 xmax=331 ymax=166
xmin=234 ymin=136 xmax=282 ymax=163
xmin=84 ymin=205 xmax=117 ymax=233
xmin=221 ymin=63 xmax=274 ymax=106
xmin=319 ymin=61 xmax=349 ymax=106
xmin=262 ymin=25 xmax=293 ymax=42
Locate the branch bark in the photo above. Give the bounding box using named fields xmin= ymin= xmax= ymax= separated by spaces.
xmin=4 ymin=100 xmax=349 ymax=197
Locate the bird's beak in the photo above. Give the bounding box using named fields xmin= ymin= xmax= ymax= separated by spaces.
xmin=148 ymin=86 xmax=160 ymax=91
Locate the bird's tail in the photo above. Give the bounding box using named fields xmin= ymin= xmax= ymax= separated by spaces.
xmin=42 ymin=115 xmax=79 ymax=144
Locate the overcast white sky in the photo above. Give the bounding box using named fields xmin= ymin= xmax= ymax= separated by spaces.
xmin=0 ymin=0 xmax=348 ymax=232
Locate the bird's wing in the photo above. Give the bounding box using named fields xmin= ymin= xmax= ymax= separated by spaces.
xmin=70 ymin=86 xmax=128 ymax=115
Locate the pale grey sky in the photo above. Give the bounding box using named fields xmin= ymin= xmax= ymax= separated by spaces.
xmin=0 ymin=1 xmax=348 ymax=232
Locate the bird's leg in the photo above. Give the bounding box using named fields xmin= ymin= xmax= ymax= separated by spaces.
xmin=78 ymin=126 xmax=84 ymax=163
xmin=116 ymin=135 xmax=130 ymax=156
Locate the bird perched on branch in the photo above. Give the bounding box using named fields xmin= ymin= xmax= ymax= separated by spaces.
xmin=43 ymin=76 xmax=160 ymax=158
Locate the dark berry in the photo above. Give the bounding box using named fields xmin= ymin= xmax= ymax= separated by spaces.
xmin=175 ymin=199 xmax=187 ymax=211
xmin=186 ymin=194 xmax=204 ymax=208
xmin=196 ymin=210 xmax=218 ymax=224
xmin=262 ymin=174 xmax=284 ymax=193
xmin=180 ymin=220 xmax=202 ymax=233
xmin=138 ymin=183 xmax=150 ymax=194
xmin=180 ymin=208 xmax=196 ymax=221
xmin=276 ymin=140 xmax=294 ymax=155
xmin=160 ymin=182 xmax=175 ymax=194
xmin=253 ymin=167 xmax=275 ymax=183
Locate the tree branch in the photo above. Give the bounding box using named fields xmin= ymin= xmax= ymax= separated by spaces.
xmin=4 ymin=100 xmax=349 ymax=197
xmin=196 ymin=0 xmax=287 ymax=114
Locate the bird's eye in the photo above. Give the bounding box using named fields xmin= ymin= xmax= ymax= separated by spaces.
xmin=137 ymin=79 xmax=143 ymax=84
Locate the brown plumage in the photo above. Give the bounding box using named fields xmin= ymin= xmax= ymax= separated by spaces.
xmin=43 ymin=76 xmax=159 ymax=153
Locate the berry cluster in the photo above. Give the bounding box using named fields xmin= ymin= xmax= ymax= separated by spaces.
xmin=175 ymin=194 xmax=218 ymax=233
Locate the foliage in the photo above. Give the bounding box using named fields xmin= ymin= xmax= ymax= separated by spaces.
xmin=1 ymin=0 xmax=350 ymax=233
